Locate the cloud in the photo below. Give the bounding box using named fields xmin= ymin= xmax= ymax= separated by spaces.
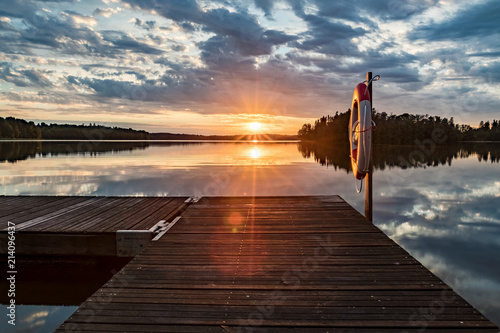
xmin=311 ymin=0 xmax=438 ymax=22
xmin=17 ymin=11 xmax=107 ymax=53
xmin=102 ymin=31 xmax=164 ymax=55
xmin=170 ymin=44 xmax=186 ymax=52
xmin=93 ymin=7 xmax=122 ymax=18
xmin=132 ymin=18 xmax=156 ymax=30
xmin=67 ymin=75 xmax=140 ymax=99
xmin=254 ymin=0 xmax=274 ymax=17
xmin=469 ymin=60 xmax=500 ymax=83
xmin=200 ymin=7 xmax=297 ymax=56
xmin=21 ymin=68 xmax=53 ymax=86
xmin=123 ymin=0 xmax=201 ymax=22
xmin=1 ymin=90 xmax=80 ymax=104
xmin=0 ymin=62 xmax=53 ymax=87
xmin=122 ymin=0 xmax=296 ymax=57
xmin=63 ymin=10 xmax=98 ymax=27
xmin=468 ymin=51 xmax=500 ymax=58
xmin=0 ymin=16 xmax=15 ymax=31
xmin=154 ymin=57 xmax=184 ymax=70
xmin=66 ymin=73 xmax=208 ymax=105
xmin=410 ymin=0 xmax=500 ymax=41
xmin=289 ymin=10 xmax=365 ymax=56
xmin=0 ymin=0 xmax=37 ymax=19
xmin=0 ymin=4 xmax=163 ymax=57
xmin=80 ymin=63 xmax=136 ymax=72
xmin=0 ymin=53 xmax=79 ymax=67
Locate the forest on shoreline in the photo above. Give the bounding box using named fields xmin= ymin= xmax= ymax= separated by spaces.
xmin=0 ymin=117 xmax=150 ymax=140
xmin=0 ymin=117 xmax=297 ymax=141
xmin=298 ymin=110 xmax=500 ymax=144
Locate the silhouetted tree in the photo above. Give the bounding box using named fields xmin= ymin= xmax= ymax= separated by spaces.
xmin=0 ymin=117 xmax=42 ymax=139
xmin=298 ymin=111 xmax=500 ymax=144
xmin=0 ymin=116 xmax=150 ymax=140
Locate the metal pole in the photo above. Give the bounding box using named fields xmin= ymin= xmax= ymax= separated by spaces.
xmin=365 ymin=72 xmax=373 ymax=222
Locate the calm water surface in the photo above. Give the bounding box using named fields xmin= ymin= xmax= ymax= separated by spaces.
xmin=1 ymin=140 xmax=499 ymax=330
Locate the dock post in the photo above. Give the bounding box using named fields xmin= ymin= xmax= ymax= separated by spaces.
xmin=365 ymin=72 xmax=373 ymax=222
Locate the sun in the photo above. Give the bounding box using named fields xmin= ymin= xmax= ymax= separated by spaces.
xmin=249 ymin=122 xmax=262 ymax=131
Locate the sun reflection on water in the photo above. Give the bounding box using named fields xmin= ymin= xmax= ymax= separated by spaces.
xmin=250 ymin=147 xmax=261 ymax=158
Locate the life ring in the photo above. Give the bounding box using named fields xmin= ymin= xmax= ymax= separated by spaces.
xmin=349 ymin=83 xmax=372 ymax=180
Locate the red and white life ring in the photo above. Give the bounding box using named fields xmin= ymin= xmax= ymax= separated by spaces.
xmin=349 ymin=83 xmax=372 ymax=180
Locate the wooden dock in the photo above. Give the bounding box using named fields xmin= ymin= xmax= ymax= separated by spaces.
xmin=24 ymin=195 xmax=495 ymax=332
xmin=0 ymin=196 xmax=189 ymax=256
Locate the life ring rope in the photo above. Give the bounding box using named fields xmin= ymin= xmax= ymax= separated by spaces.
xmin=354 ymin=124 xmax=376 ymax=133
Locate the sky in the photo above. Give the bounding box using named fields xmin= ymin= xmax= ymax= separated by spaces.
xmin=0 ymin=0 xmax=499 ymax=135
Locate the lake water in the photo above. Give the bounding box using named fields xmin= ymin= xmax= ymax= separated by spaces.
xmin=1 ymin=140 xmax=499 ymax=330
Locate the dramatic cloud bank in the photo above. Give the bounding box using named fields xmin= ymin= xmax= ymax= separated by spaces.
xmin=0 ymin=0 xmax=499 ymax=133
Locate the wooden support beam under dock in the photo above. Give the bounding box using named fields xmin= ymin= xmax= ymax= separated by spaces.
xmin=48 ymin=196 xmax=498 ymax=332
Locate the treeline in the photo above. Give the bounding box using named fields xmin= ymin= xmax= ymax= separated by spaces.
xmin=1 ymin=116 xmax=298 ymax=141
xmin=0 ymin=117 xmax=150 ymax=140
xmin=0 ymin=117 xmax=42 ymax=139
xmin=40 ymin=123 xmax=150 ymax=140
xmin=151 ymin=133 xmax=298 ymax=140
xmin=298 ymin=110 xmax=500 ymax=144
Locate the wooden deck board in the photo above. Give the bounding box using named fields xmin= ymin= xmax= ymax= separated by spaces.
xmin=127 ymin=197 xmax=187 ymax=230
xmin=0 ymin=196 xmax=188 ymax=233
xmin=92 ymin=197 xmax=165 ymax=232
xmin=26 ymin=197 xmax=111 ymax=231
xmin=0 ymin=196 xmax=58 ymax=218
xmin=14 ymin=197 xmax=108 ymax=231
xmin=54 ymin=197 xmax=138 ymax=232
xmin=0 ymin=196 xmax=87 ymax=228
xmin=55 ymin=323 xmax=500 ymax=332
xmin=56 ymin=196 xmax=499 ymax=332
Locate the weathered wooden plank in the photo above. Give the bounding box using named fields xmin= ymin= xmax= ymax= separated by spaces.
xmin=58 ymin=315 xmax=497 ymax=328
xmin=81 ymin=294 xmax=468 ymax=307
xmin=91 ymin=197 xmax=162 ymax=232
xmin=13 ymin=197 xmax=107 ymax=231
xmin=0 ymin=196 xmax=63 ymax=219
xmin=54 ymin=322 xmax=500 ymax=333
xmin=46 ymin=197 xmax=134 ymax=232
xmin=0 ymin=196 xmax=87 ymax=228
xmin=69 ymin=308 xmax=488 ymax=322
xmin=126 ymin=197 xmax=183 ymax=230
xmin=94 ymin=288 xmax=457 ymax=297
xmin=29 ymin=197 xmax=111 ymax=231
xmin=1 ymin=196 xmax=188 ymax=233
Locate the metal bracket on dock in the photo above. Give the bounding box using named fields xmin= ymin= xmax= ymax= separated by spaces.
xmin=184 ymin=196 xmax=201 ymax=203
xmin=149 ymin=196 xmax=200 ymax=241
xmin=152 ymin=216 xmax=181 ymax=241
xmin=149 ymin=220 xmax=167 ymax=233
